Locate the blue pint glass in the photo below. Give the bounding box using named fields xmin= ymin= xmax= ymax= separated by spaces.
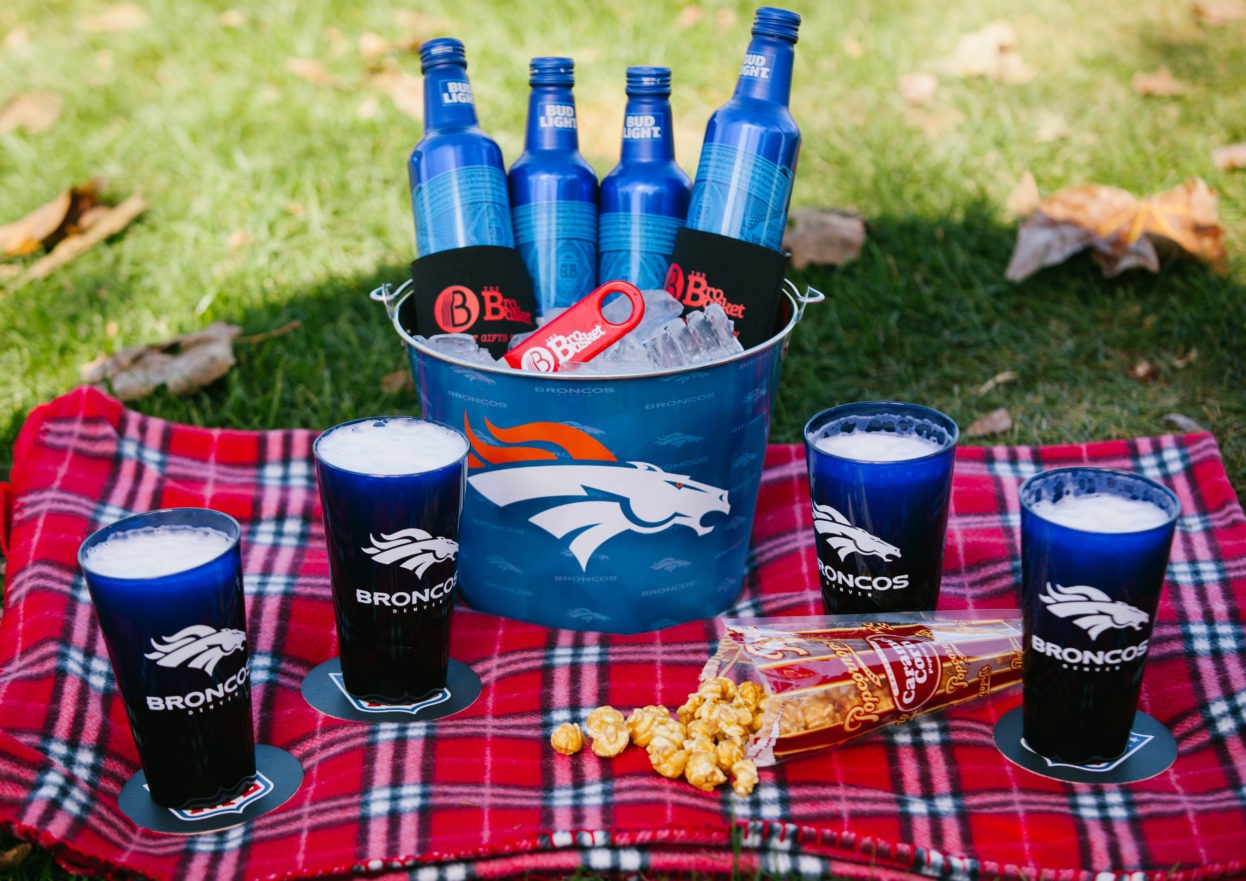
xmin=1019 ymin=467 xmax=1180 ymax=763
xmin=314 ymin=416 xmax=469 ymax=703
xmin=804 ymin=401 xmax=959 ymax=615
xmin=79 ymin=508 xmax=255 ymax=809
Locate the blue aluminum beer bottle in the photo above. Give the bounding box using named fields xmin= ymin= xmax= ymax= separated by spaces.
xmin=598 ymin=66 xmax=692 ymax=290
xmin=508 ymin=56 xmax=598 ymax=316
xmin=409 ymin=38 xmax=514 ymax=256
xmin=684 ymin=7 xmax=801 ymax=251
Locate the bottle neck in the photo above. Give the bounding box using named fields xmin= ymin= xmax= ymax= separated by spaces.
xmin=524 ymin=85 xmax=581 ymax=152
xmin=422 ymin=63 xmax=481 ymax=131
xmin=619 ymin=94 xmax=676 ymax=163
xmin=731 ymin=33 xmax=795 ymax=105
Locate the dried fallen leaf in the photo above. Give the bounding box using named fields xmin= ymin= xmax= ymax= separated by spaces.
xmin=0 ymin=91 xmax=62 ymax=135
xmin=0 ymin=180 xmax=103 ymax=257
xmin=367 ymin=65 xmax=422 ymax=120
xmin=0 ymin=842 xmax=31 ymax=869
xmin=907 ymin=105 xmax=964 ymax=137
xmin=1 ymin=191 xmax=71 ymax=257
xmin=676 ymin=6 xmax=704 ymax=28
xmin=1192 ymin=0 xmax=1246 ymax=25
xmin=940 ymin=20 xmax=1033 ymax=84
xmin=1213 ymin=143 xmax=1246 ymax=171
xmin=359 ymin=32 xmax=391 ymax=61
xmin=1170 ymin=348 xmax=1198 ymax=369
xmin=1005 ymin=179 xmax=1226 ymax=281
xmin=4 ymin=26 xmax=31 ymax=53
xmin=975 ymin=370 xmax=1018 ymax=396
xmin=219 ymin=9 xmax=246 ymax=28
xmin=381 ymin=369 xmax=414 ymax=395
xmin=966 ymin=407 xmax=1013 ymax=438
xmin=82 ymin=323 xmax=241 ymax=401
xmin=1032 ymin=110 xmax=1071 ymax=144
xmin=1164 ymin=412 xmax=1206 ymax=433
xmin=1005 ymin=172 xmax=1041 ymax=219
xmin=898 ymin=71 xmax=938 ymax=106
xmin=238 ymin=319 xmax=300 ymax=344
xmin=79 ymin=4 xmax=148 ymax=32
xmin=781 ymin=208 xmax=867 ymax=270
xmin=285 ymin=57 xmax=337 ymax=87
xmin=1131 ymin=66 xmax=1188 ymax=97
xmin=18 ymin=193 xmax=146 ymax=285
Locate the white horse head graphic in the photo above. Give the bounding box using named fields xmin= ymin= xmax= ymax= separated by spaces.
xmin=468 ymin=461 xmax=730 ymax=570
xmin=363 ymin=528 xmax=459 ymax=577
xmin=1039 ymin=582 xmax=1150 ymax=640
xmin=144 ymin=625 xmax=247 ymax=677
xmin=811 ymin=503 xmax=902 ymax=562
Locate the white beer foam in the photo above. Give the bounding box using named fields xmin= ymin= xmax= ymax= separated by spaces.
xmin=1030 ymin=492 xmax=1170 ymax=533
xmin=84 ymin=525 xmax=233 ymax=579
xmin=317 ymin=417 xmax=468 ymax=476
xmin=814 ymin=429 xmax=942 ymax=463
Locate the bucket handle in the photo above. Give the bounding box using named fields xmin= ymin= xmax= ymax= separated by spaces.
xmin=370 ymin=279 xmax=413 ymax=323
xmin=784 ymin=278 xmax=825 ymax=326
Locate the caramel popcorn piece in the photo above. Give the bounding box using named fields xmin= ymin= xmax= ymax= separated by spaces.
xmin=685 ymin=750 xmax=728 ymax=791
xmin=685 ymin=718 xmax=714 ymax=741
xmin=676 ymin=692 xmax=705 ymax=724
xmin=684 ymin=734 xmax=716 ymax=756
xmin=591 ymin=719 xmax=630 ymax=758
xmin=734 ymin=680 xmax=765 ymax=713
xmin=625 ymin=705 xmax=670 ymax=748
xmin=731 ymin=758 xmax=759 ymax=796
xmin=550 ymin=722 xmax=584 ymax=756
xmin=716 ymin=738 xmax=745 ymax=771
xmin=584 ymin=705 xmax=626 ymax=740
xmin=697 ymin=676 xmax=737 ymax=701
xmin=649 ymin=744 xmax=689 ymax=779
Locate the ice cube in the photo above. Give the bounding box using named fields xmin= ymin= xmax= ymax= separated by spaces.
xmin=424 ymin=333 xmax=498 ymax=365
xmin=603 ymin=288 xmax=684 ymax=343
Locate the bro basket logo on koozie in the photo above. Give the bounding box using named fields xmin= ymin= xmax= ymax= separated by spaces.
xmin=463 ymin=415 xmax=730 ymax=569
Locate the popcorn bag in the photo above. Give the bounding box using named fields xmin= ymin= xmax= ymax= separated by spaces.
xmin=703 ymin=612 xmax=1025 ymax=766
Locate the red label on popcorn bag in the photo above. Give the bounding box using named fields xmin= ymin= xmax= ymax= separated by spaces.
xmin=866 ymin=633 xmax=943 ymax=712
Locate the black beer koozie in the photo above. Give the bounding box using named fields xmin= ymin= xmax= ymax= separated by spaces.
xmin=663 ymin=227 xmax=789 ymax=350
xmin=407 ymin=245 xmax=538 ymax=358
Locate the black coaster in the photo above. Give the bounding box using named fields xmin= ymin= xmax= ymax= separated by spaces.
xmin=301 ymin=656 xmax=481 ymax=723
xmin=118 ymin=744 xmax=303 ymax=835
xmin=994 ymin=707 xmax=1177 ymax=783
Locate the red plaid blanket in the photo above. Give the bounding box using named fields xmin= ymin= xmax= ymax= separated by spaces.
xmin=2 ymin=387 xmax=1244 ymax=881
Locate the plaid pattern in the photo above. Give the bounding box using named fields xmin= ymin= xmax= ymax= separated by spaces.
xmin=1 ymin=387 xmax=1244 ymax=881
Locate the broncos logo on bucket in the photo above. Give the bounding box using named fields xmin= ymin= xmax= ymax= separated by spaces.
xmin=811 ymin=502 xmax=902 ymax=562
xmin=1039 ymin=582 xmax=1150 ymax=640
xmin=362 ymin=529 xmax=458 ymax=577
xmin=463 ymin=416 xmax=730 ymax=570
xmin=144 ymin=625 xmax=246 ymax=677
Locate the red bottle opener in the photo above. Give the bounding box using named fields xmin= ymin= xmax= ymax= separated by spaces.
xmin=504 ymin=281 xmax=646 ymax=373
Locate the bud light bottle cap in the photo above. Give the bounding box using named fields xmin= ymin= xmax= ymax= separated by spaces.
xmin=529 ymin=56 xmax=575 ymax=87
xmin=625 ymin=66 xmax=672 ymax=97
xmin=420 ymin=37 xmax=468 ymax=72
xmin=752 ymin=6 xmax=800 ymax=42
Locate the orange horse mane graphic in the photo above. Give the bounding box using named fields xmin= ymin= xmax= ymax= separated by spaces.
xmin=464 ymin=415 xmax=617 ymax=469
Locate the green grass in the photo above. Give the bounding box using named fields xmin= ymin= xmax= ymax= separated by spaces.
xmin=1 ymin=0 xmax=1244 ymax=877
